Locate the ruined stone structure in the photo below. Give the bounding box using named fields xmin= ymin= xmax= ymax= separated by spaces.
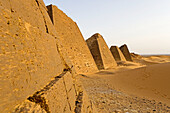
xmin=0 ymin=0 xmax=96 ymax=113
xmin=86 ymin=33 xmax=117 ymax=70
xmin=46 ymin=5 xmax=98 ymax=74
xmin=110 ymin=46 xmax=126 ymax=61
xmin=120 ymin=44 xmax=133 ymax=61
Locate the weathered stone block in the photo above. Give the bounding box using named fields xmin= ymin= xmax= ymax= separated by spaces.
xmin=12 ymin=100 xmax=46 ymax=113
xmin=42 ymin=77 xmax=68 ymax=113
xmin=0 ymin=6 xmax=64 ymax=113
xmin=81 ymin=91 xmax=97 ymax=113
xmin=0 ymin=1 xmax=10 ymax=12
xmin=63 ymin=72 xmax=74 ymax=92
xmin=63 ymin=102 xmax=72 ymax=113
xmin=67 ymin=87 xmax=77 ymax=112
xmin=9 ymin=0 xmax=47 ymax=32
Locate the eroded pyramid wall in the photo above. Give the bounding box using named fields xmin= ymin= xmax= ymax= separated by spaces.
xmin=110 ymin=46 xmax=126 ymax=61
xmin=120 ymin=44 xmax=133 ymax=61
xmin=0 ymin=0 xmax=97 ymax=113
xmin=46 ymin=5 xmax=98 ymax=74
xmin=86 ymin=33 xmax=117 ymax=70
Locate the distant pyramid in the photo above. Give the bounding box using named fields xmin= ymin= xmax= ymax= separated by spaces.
xmin=110 ymin=46 xmax=126 ymax=61
xmin=86 ymin=33 xmax=117 ymax=70
xmin=120 ymin=44 xmax=133 ymax=61
xmin=47 ymin=5 xmax=98 ymax=74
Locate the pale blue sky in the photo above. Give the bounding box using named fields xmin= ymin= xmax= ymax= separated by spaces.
xmin=44 ymin=0 xmax=170 ymax=54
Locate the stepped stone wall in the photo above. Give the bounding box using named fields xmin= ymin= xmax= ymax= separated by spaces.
xmin=86 ymin=33 xmax=117 ymax=70
xmin=120 ymin=44 xmax=133 ymax=61
xmin=110 ymin=46 xmax=126 ymax=61
xmin=46 ymin=5 xmax=98 ymax=74
xmin=0 ymin=0 xmax=97 ymax=113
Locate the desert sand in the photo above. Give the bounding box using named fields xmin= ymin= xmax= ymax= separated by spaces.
xmin=79 ymin=55 xmax=170 ymax=112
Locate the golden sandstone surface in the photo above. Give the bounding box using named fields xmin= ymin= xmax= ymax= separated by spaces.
xmin=110 ymin=46 xmax=126 ymax=62
xmin=0 ymin=0 xmax=97 ymax=112
xmin=86 ymin=33 xmax=117 ymax=70
xmin=120 ymin=44 xmax=133 ymax=61
xmin=0 ymin=0 xmax=133 ymax=113
xmin=46 ymin=5 xmax=98 ymax=74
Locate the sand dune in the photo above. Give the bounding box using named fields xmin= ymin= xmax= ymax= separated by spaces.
xmin=133 ymin=55 xmax=170 ymax=65
xmin=106 ymin=62 xmax=170 ymax=105
xmin=80 ymin=59 xmax=170 ymax=112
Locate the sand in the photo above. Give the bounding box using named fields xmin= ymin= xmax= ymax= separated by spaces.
xmin=79 ymin=55 xmax=170 ymax=112
xmin=133 ymin=55 xmax=170 ymax=65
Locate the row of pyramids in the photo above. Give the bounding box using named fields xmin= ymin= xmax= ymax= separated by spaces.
xmin=0 ymin=1 xmax=133 ymax=112
xmin=47 ymin=5 xmax=133 ymax=73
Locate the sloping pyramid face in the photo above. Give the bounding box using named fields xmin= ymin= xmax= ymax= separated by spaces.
xmin=86 ymin=33 xmax=117 ymax=70
xmin=120 ymin=44 xmax=133 ymax=61
xmin=0 ymin=1 xmax=96 ymax=113
xmin=46 ymin=5 xmax=98 ymax=74
xmin=110 ymin=46 xmax=126 ymax=61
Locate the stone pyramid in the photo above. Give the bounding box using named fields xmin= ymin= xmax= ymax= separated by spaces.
xmin=120 ymin=44 xmax=133 ymax=61
xmin=0 ymin=0 xmax=96 ymax=112
xmin=86 ymin=33 xmax=117 ymax=70
xmin=46 ymin=5 xmax=98 ymax=74
xmin=110 ymin=46 xmax=126 ymax=61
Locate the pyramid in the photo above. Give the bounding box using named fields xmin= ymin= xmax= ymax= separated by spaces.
xmin=110 ymin=46 xmax=126 ymax=61
xmin=46 ymin=5 xmax=98 ymax=74
xmin=86 ymin=33 xmax=117 ymax=70
xmin=0 ymin=1 xmax=96 ymax=112
xmin=120 ymin=44 xmax=133 ymax=61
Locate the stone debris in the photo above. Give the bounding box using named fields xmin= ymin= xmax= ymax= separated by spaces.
xmin=80 ymin=73 xmax=170 ymax=113
xmin=86 ymin=33 xmax=117 ymax=70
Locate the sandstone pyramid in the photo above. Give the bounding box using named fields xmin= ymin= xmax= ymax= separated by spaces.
xmin=110 ymin=46 xmax=126 ymax=61
xmin=86 ymin=33 xmax=117 ymax=70
xmin=120 ymin=44 xmax=133 ymax=61
xmin=0 ymin=0 xmax=96 ymax=112
xmin=46 ymin=5 xmax=98 ymax=74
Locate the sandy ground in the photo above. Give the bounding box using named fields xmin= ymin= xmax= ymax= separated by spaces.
xmin=133 ymin=55 xmax=170 ymax=66
xmin=79 ymin=56 xmax=170 ymax=113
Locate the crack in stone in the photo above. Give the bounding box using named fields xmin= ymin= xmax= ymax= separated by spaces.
xmin=35 ymin=0 xmax=49 ymax=33
xmin=75 ymin=91 xmax=83 ymax=113
xmin=27 ymin=68 xmax=72 ymax=113
xmin=62 ymin=77 xmax=72 ymax=111
xmin=28 ymin=95 xmax=50 ymax=113
xmin=8 ymin=0 xmax=14 ymax=12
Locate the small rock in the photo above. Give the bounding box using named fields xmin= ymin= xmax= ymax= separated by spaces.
xmin=115 ymin=109 xmax=122 ymax=113
xmin=130 ymin=110 xmax=138 ymax=113
xmin=123 ymin=109 xmax=129 ymax=112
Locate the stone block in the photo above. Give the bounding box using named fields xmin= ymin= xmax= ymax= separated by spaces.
xmin=67 ymin=87 xmax=77 ymax=112
xmin=42 ymin=77 xmax=68 ymax=113
xmin=63 ymin=72 xmax=74 ymax=92
xmin=0 ymin=6 xmax=64 ymax=112
xmin=12 ymin=100 xmax=46 ymax=113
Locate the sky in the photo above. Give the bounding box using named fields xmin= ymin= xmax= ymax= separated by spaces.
xmin=44 ymin=0 xmax=170 ymax=55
